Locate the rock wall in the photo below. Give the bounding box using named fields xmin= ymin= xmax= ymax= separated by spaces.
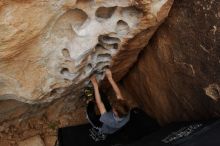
xmin=0 ymin=0 xmax=173 ymax=103
xmin=122 ymin=0 xmax=220 ymax=124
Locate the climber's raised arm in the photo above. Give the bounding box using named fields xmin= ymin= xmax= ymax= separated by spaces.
xmin=105 ymin=69 xmax=124 ymax=100
xmin=90 ymin=75 xmax=106 ymax=114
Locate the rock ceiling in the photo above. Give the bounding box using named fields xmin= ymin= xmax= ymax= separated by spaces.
xmin=0 ymin=0 xmax=173 ymax=103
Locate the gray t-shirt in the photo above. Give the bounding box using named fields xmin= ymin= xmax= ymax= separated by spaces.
xmin=99 ymin=110 xmax=130 ymax=134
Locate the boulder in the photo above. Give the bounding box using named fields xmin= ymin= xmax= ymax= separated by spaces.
xmin=0 ymin=0 xmax=173 ymax=103
xmin=122 ymin=0 xmax=220 ymax=124
xmin=18 ymin=135 xmax=45 ymax=146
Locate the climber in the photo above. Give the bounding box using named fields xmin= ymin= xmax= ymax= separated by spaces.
xmin=86 ymin=69 xmax=130 ymax=139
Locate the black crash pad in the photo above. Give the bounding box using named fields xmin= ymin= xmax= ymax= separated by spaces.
xmin=57 ymin=108 xmax=160 ymax=146
xmin=58 ymin=107 xmax=220 ymax=146
xmin=127 ymin=118 xmax=220 ymax=146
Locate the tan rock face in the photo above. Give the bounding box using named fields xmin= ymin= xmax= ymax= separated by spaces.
xmin=0 ymin=0 xmax=173 ymax=103
xmin=18 ymin=135 xmax=45 ymax=146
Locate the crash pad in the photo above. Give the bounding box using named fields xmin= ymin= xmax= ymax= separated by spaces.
xmin=127 ymin=118 xmax=220 ymax=146
xmin=57 ymin=108 xmax=160 ymax=146
xmin=58 ymin=107 xmax=220 ymax=146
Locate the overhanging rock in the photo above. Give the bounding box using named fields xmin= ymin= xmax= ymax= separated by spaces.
xmin=0 ymin=0 xmax=173 ymax=103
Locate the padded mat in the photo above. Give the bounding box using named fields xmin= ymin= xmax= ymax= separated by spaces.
xmin=58 ymin=108 xmax=160 ymax=146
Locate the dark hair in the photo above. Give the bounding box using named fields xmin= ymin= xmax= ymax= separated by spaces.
xmin=112 ymin=99 xmax=130 ymax=118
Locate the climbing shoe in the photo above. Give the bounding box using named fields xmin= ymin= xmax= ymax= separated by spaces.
xmin=84 ymin=87 xmax=94 ymax=102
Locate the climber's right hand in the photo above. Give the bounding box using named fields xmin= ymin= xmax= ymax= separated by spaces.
xmin=90 ymin=75 xmax=98 ymax=86
xmin=105 ymin=69 xmax=112 ymax=79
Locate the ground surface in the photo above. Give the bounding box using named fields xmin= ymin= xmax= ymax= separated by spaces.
xmin=0 ymin=86 xmax=137 ymax=146
xmin=0 ymin=98 xmax=87 ymax=146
